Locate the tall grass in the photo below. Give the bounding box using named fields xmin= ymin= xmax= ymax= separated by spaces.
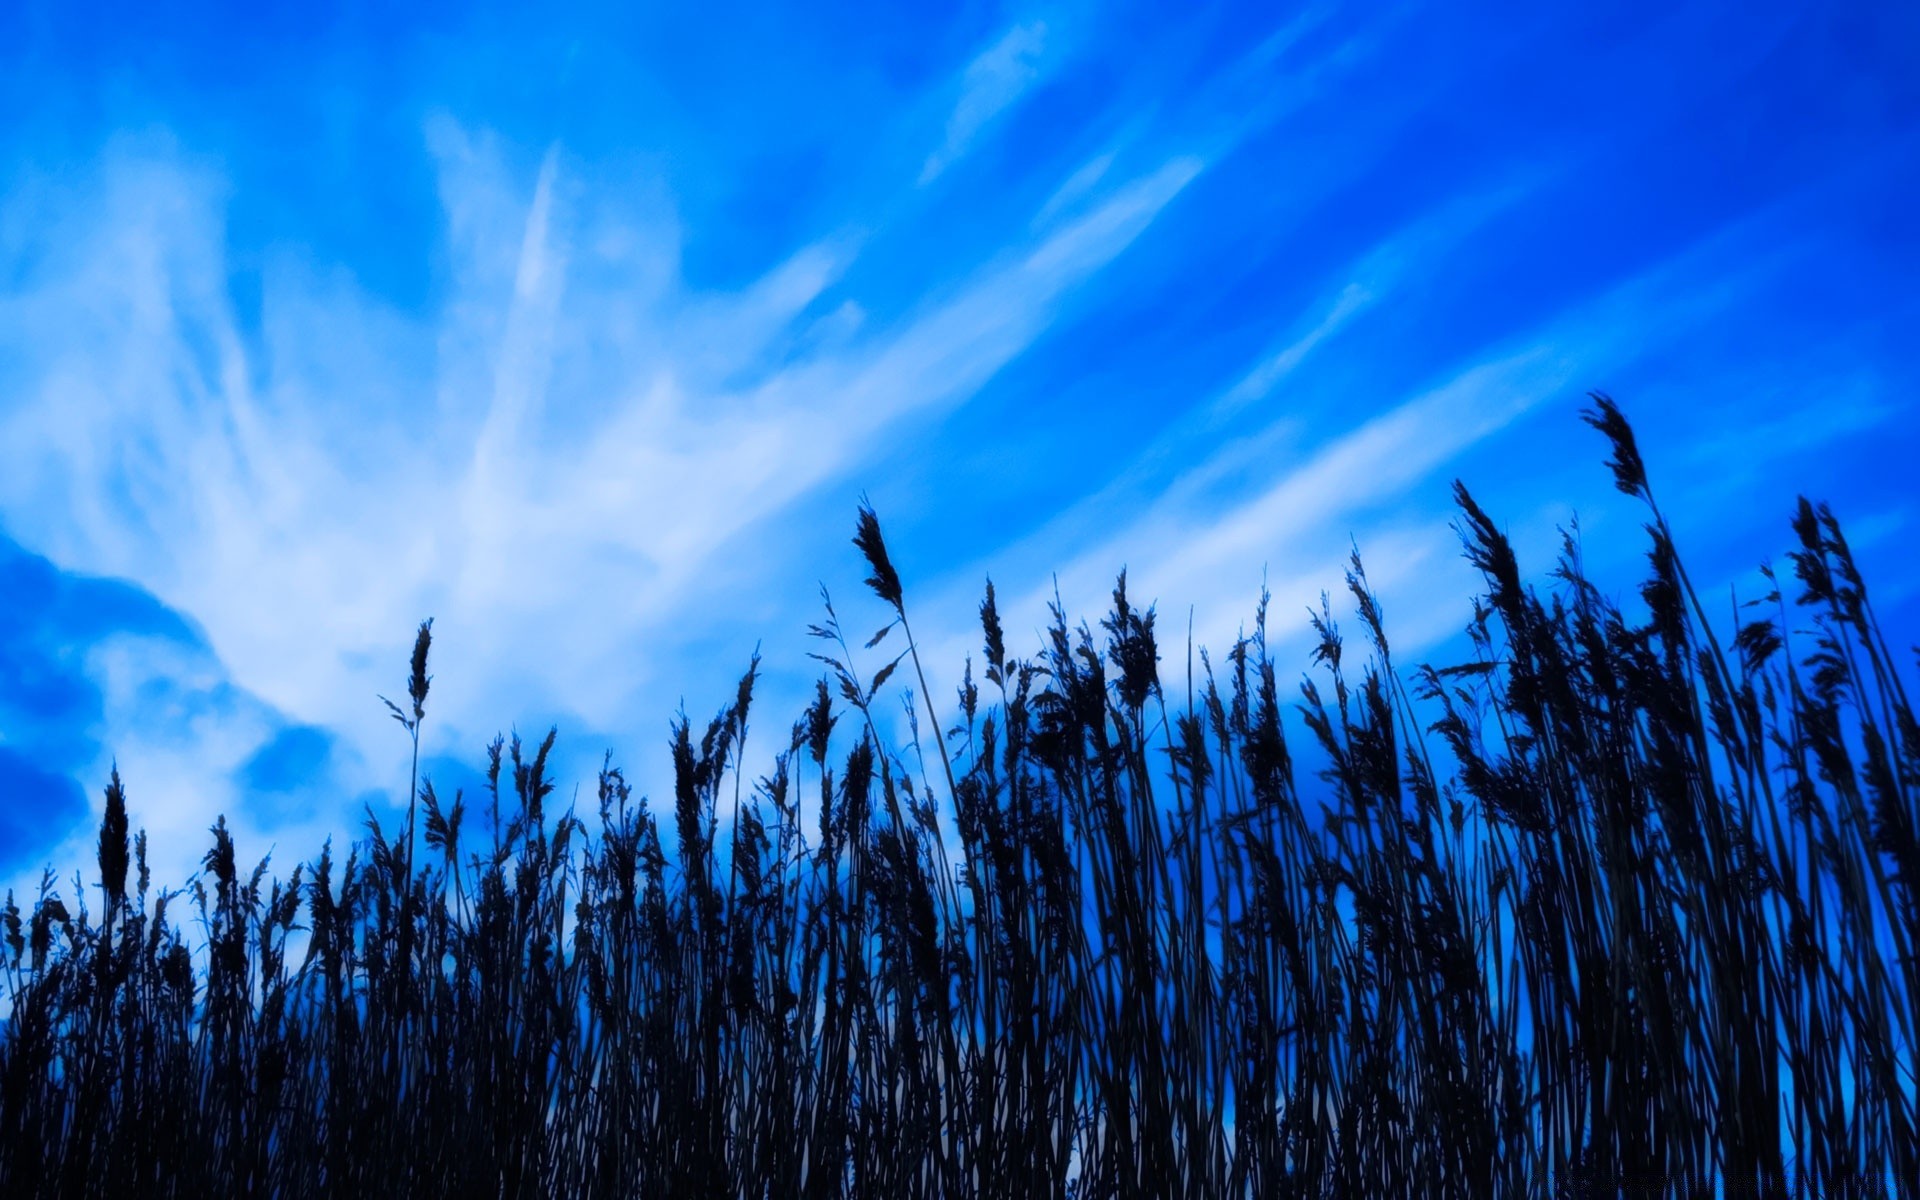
xmin=1 ymin=396 xmax=1912 ymax=1198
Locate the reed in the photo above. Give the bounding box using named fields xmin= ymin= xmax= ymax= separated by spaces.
xmin=1 ymin=395 xmax=1911 ymax=1198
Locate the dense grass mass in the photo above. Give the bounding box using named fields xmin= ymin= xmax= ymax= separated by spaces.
xmin=1 ymin=397 xmax=1913 ymax=1198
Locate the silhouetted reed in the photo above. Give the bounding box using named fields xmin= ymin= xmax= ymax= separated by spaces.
xmin=1 ymin=396 xmax=1911 ymax=1198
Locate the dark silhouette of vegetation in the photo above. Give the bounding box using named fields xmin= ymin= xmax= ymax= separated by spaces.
xmin=0 ymin=396 xmax=1911 ymax=1197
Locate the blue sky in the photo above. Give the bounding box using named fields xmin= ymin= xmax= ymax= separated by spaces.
xmin=1 ymin=0 xmax=1915 ymax=895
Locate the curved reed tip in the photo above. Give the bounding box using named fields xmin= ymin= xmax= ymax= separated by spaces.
xmin=853 ymin=499 xmax=904 ymax=610
xmin=1581 ymin=391 xmax=1647 ymax=501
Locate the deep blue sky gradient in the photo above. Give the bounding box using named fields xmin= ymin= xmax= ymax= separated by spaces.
xmin=0 ymin=0 xmax=1914 ymax=893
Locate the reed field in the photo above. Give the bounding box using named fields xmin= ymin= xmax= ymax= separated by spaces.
xmin=1 ymin=396 xmax=1912 ymax=1198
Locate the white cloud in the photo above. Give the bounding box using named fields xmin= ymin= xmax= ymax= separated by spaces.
xmin=920 ymin=21 xmax=1051 ymax=185
xmin=910 ymin=343 xmax=1576 ymax=695
xmin=1217 ymin=283 xmax=1372 ymax=417
xmin=888 ymin=188 xmax=1791 ymax=723
xmin=1033 ymin=151 xmax=1115 ymax=228
xmin=0 ymin=125 xmax=1203 ymax=897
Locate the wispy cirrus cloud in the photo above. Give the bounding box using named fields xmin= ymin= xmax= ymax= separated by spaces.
xmin=0 ymin=114 xmax=1203 ymax=896
xmin=893 ymin=164 xmax=1910 ymax=720
xmin=920 ymin=21 xmax=1052 ymax=185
